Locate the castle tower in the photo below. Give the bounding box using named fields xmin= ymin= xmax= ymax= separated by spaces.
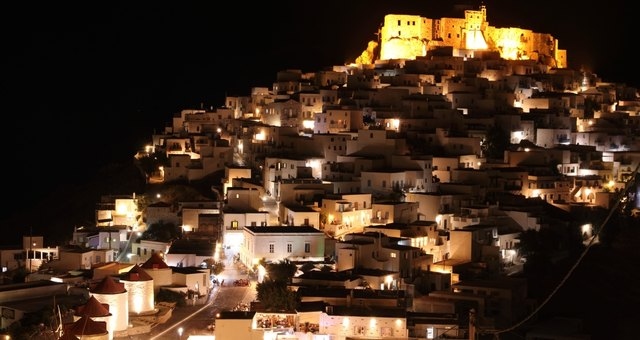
xmin=463 ymin=6 xmax=488 ymax=50
xmin=369 ymin=5 xmax=565 ymax=67
xmin=379 ymin=14 xmax=430 ymax=60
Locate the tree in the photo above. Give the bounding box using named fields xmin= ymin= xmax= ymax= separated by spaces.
xmin=482 ymin=125 xmax=510 ymax=160
xmin=255 ymin=280 xmax=299 ymax=312
xmin=140 ymin=222 xmax=181 ymax=242
xmin=136 ymin=151 xmax=169 ymax=178
xmin=202 ymin=258 xmax=226 ymax=276
xmin=265 ymin=259 xmax=297 ymax=283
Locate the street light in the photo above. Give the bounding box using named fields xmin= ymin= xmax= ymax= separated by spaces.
xmin=177 ymin=327 xmax=183 ymax=340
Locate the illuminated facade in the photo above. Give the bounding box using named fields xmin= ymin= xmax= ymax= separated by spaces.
xmin=121 ymin=265 xmax=155 ymax=315
xmin=90 ymin=276 xmax=129 ymax=334
xmin=370 ymin=5 xmax=566 ymax=68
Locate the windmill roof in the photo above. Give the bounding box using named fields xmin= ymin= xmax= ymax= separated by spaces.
xmin=140 ymin=252 xmax=170 ymax=269
xmin=90 ymin=275 xmax=126 ymax=294
xmin=63 ymin=315 xmax=108 ymax=336
xmin=75 ymin=296 xmax=111 ymax=317
xmin=121 ymin=264 xmax=153 ymax=281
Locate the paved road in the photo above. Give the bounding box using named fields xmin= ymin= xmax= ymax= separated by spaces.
xmin=129 ymin=248 xmax=256 ymax=340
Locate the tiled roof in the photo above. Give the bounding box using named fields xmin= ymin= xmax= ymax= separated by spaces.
xmin=63 ymin=315 xmax=108 ymax=336
xmin=140 ymin=252 xmax=170 ymax=269
xmin=75 ymin=295 xmax=111 ymax=317
xmin=122 ymin=264 xmax=153 ymax=281
xmin=91 ymin=275 xmax=126 ymax=294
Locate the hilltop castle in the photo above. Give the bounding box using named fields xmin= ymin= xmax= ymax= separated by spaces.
xmin=357 ymin=5 xmax=567 ymax=68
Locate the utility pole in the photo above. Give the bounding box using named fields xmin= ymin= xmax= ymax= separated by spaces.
xmin=469 ymin=308 xmax=476 ymax=340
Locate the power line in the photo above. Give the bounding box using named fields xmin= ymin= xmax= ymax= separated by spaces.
xmin=479 ymin=162 xmax=640 ymax=337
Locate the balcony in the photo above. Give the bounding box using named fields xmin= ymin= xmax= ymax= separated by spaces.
xmin=370 ymin=217 xmax=388 ymax=224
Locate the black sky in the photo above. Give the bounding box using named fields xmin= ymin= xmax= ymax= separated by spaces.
xmin=1 ymin=0 xmax=634 ymax=243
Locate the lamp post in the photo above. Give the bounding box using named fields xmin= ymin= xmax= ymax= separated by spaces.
xmin=177 ymin=327 xmax=183 ymax=340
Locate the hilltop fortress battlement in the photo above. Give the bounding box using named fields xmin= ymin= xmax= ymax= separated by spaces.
xmin=358 ymin=5 xmax=566 ymax=68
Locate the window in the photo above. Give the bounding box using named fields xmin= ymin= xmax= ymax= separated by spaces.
xmin=304 ymin=242 xmax=311 ymax=253
xmin=287 ymin=243 xmax=292 ymax=253
xmin=231 ymin=220 xmax=239 ymax=230
xmin=269 ymin=243 xmax=275 ymax=253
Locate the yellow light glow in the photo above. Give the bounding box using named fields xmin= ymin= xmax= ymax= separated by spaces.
xmin=305 ymin=159 xmax=321 ymax=170
xmin=342 ymin=317 xmax=350 ymax=327
xmin=581 ymin=223 xmax=592 ymax=235
xmin=466 ymin=29 xmax=488 ymax=50
xmin=302 ymin=120 xmax=315 ymax=129
xmin=255 ymin=131 xmax=266 ymax=141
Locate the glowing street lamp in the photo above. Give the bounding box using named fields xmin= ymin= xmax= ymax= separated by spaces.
xmin=177 ymin=327 xmax=183 ymax=339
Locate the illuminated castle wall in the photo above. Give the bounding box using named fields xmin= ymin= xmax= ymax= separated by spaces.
xmin=377 ymin=5 xmax=566 ymax=68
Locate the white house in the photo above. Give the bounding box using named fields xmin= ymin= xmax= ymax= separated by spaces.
xmin=240 ymin=226 xmax=326 ymax=275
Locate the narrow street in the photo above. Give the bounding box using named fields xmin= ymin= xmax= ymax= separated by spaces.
xmin=124 ymin=247 xmax=256 ymax=339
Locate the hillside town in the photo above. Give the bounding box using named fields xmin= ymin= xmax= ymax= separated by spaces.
xmin=2 ymin=5 xmax=640 ymax=340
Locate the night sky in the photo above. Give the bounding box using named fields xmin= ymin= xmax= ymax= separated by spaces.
xmin=1 ymin=0 xmax=634 ymax=243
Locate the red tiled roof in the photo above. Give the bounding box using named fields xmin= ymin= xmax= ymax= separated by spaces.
xmin=91 ymin=275 xmax=126 ymax=294
xmin=140 ymin=252 xmax=169 ymax=269
xmin=123 ymin=264 xmax=153 ymax=281
xmin=63 ymin=315 xmax=108 ymax=336
xmin=75 ymin=295 xmax=111 ymax=317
